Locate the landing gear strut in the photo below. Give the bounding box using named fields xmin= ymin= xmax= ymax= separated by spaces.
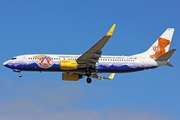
xmin=86 ymin=68 xmax=92 ymax=84
xmin=86 ymin=69 xmax=91 ymax=76
xmin=18 ymin=73 xmax=22 ymax=78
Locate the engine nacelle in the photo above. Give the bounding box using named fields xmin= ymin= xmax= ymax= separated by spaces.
xmin=60 ymin=60 xmax=78 ymax=70
xmin=62 ymin=73 xmax=82 ymax=81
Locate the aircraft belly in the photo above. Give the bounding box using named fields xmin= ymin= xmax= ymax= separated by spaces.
xmin=7 ymin=60 xmax=157 ymax=73
xmin=6 ymin=61 xmax=62 ymax=71
xmin=96 ymin=62 xmax=157 ymax=73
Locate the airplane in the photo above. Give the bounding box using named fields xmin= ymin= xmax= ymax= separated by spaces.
xmin=3 ymin=24 xmax=176 ymax=84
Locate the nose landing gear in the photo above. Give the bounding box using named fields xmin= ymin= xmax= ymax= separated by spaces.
xmin=13 ymin=69 xmax=22 ymax=78
xmin=18 ymin=73 xmax=22 ymax=78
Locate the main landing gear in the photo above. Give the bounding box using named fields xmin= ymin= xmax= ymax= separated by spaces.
xmin=86 ymin=68 xmax=92 ymax=84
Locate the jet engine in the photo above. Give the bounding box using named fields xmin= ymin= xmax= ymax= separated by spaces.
xmin=60 ymin=60 xmax=78 ymax=70
xmin=62 ymin=73 xmax=82 ymax=81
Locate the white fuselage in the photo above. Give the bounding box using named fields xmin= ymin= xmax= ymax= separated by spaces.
xmin=3 ymin=54 xmax=165 ymax=74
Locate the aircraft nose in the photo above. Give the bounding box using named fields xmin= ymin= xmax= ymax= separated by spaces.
xmin=3 ymin=60 xmax=15 ymax=69
xmin=3 ymin=61 xmax=9 ymax=67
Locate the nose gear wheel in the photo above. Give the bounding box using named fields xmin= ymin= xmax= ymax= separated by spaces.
xmin=18 ymin=73 xmax=22 ymax=78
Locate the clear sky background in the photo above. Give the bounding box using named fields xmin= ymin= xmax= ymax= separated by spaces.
xmin=0 ymin=0 xmax=180 ymax=120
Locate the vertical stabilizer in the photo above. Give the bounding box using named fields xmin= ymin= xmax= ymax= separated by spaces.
xmin=134 ymin=28 xmax=174 ymax=58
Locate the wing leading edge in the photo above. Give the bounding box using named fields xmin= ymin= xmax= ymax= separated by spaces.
xmin=77 ymin=24 xmax=116 ymax=68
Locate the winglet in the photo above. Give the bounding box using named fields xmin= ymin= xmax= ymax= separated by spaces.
xmin=108 ymin=73 xmax=115 ymax=80
xmin=106 ymin=24 xmax=116 ymax=37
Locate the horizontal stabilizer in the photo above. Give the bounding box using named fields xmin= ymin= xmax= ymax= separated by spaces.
xmin=155 ymin=48 xmax=176 ymax=61
xmin=166 ymin=62 xmax=173 ymax=67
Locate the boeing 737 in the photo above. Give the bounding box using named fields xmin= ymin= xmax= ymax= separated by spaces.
xmin=3 ymin=24 xmax=176 ymax=83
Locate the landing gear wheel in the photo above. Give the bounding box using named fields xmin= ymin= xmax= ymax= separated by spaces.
xmin=86 ymin=78 xmax=92 ymax=84
xmin=18 ymin=74 xmax=22 ymax=78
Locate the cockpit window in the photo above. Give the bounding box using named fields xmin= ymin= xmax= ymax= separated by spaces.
xmin=11 ymin=57 xmax=17 ymax=60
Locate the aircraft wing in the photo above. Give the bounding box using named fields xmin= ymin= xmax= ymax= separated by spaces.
xmin=90 ymin=73 xmax=115 ymax=80
xmin=77 ymin=24 xmax=116 ymax=68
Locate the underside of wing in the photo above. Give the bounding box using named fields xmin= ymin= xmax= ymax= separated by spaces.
xmin=90 ymin=73 xmax=115 ymax=80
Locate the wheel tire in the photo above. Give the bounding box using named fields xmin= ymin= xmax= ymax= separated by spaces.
xmin=18 ymin=74 xmax=22 ymax=78
xmin=86 ymin=78 xmax=92 ymax=84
